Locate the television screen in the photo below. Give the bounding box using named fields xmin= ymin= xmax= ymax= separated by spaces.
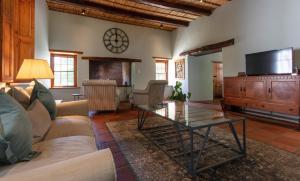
xmin=246 ymin=48 xmax=294 ymax=75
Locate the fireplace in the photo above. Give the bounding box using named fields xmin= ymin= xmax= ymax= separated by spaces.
xmin=89 ymin=60 xmax=131 ymax=86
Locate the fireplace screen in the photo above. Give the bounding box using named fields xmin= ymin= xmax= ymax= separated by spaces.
xmin=89 ymin=61 xmax=131 ymax=86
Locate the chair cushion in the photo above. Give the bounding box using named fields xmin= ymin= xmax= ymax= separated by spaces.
xmin=44 ymin=116 xmax=94 ymax=140
xmin=0 ymin=136 xmax=97 ymax=177
xmin=30 ymin=80 xmax=57 ymax=120
xmin=27 ymin=100 xmax=52 ymax=143
xmin=7 ymin=87 xmax=30 ymax=109
xmin=0 ymin=93 xmax=32 ymax=164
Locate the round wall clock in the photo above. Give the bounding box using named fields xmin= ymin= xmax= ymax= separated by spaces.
xmin=103 ymin=28 xmax=129 ymax=54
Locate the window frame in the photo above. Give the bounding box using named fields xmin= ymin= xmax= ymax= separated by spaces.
xmin=155 ymin=59 xmax=168 ymax=81
xmin=50 ymin=53 xmax=78 ymax=88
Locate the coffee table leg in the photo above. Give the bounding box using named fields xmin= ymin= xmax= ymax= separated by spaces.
xmin=194 ymin=126 xmax=211 ymax=170
xmin=174 ymin=124 xmax=186 ymax=155
xmin=138 ymin=110 xmax=147 ymax=130
xmin=228 ymin=120 xmax=247 ymax=156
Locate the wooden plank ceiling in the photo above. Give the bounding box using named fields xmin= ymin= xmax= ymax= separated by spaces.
xmin=47 ymin=0 xmax=231 ymax=31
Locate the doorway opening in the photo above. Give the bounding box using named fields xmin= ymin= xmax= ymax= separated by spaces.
xmin=212 ymin=61 xmax=223 ymax=100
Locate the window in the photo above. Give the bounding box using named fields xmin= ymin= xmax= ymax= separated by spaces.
xmin=50 ymin=53 xmax=77 ymax=87
xmin=155 ymin=59 xmax=168 ymax=80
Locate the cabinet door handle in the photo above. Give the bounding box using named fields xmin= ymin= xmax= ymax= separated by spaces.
xmin=268 ymin=88 xmax=271 ymax=93
xmin=240 ymin=86 xmax=242 ymax=92
xmin=243 ymin=87 xmax=246 ymax=92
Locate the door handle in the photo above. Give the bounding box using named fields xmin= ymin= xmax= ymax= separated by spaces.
xmin=243 ymin=87 xmax=246 ymax=92
xmin=240 ymin=86 xmax=242 ymax=92
xmin=268 ymin=88 xmax=271 ymax=93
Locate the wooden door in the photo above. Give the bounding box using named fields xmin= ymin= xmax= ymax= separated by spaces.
xmin=13 ymin=0 xmax=34 ymax=81
xmin=269 ymin=78 xmax=299 ymax=105
xmin=244 ymin=77 xmax=267 ymax=101
xmin=223 ymin=77 xmax=243 ymax=98
xmin=212 ymin=62 xmax=223 ymax=99
xmin=0 ymin=0 xmax=14 ymax=82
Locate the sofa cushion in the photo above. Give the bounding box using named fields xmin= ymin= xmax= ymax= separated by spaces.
xmin=44 ymin=116 xmax=94 ymax=140
xmin=30 ymin=80 xmax=56 ymax=120
xmin=0 ymin=136 xmax=97 ymax=176
xmin=0 ymin=93 xmax=32 ymax=164
xmin=27 ymin=100 xmax=52 ymax=143
xmin=7 ymin=87 xmax=30 ymax=109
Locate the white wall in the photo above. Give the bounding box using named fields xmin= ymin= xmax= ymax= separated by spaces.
xmin=48 ymin=11 xmax=172 ymax=90
xmin=172 ymin=0 xmax=300 ymax=91
xmin=35 ymin=0 xmax=50 ymax=87
xmin=188 ymin=52 xmax=222 ymax=101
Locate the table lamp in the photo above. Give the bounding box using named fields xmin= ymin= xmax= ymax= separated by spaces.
xmin=16 ymin=59 xmax=54 ymax=80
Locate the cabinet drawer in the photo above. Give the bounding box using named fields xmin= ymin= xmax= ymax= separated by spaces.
xmin=244 ymin=100 xmax=273 ymax=111
xmin=271 ymin=105 xmax=299 ymax=115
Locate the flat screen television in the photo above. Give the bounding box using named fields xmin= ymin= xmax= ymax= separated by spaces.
xmin=246 ymin=48 xmax=294 ymax=75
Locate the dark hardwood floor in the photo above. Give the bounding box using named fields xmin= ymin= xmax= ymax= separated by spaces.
xmin=90 ymin=102 xmax=300 ymax=181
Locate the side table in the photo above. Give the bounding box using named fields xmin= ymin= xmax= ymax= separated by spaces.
xmin=72 ymin=93 xmax=84 ymax=101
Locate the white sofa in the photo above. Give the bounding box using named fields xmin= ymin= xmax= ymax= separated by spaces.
xmin=0 ymin=100 xmax=116 ymax=181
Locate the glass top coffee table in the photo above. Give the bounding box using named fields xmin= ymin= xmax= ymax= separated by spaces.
xmin=137 ymin=102 xmax=247 ymax=178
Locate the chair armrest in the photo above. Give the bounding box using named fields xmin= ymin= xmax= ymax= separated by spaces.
xmin=133 ymin=89 xmax=148 ymax=94
xmin=56 ymin=100 xmax=89 ymax=117
xmin=0 ymin=149 xmax=116 ymax=181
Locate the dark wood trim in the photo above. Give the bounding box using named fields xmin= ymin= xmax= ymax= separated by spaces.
xmin=152 ymin=56 xmax=171 ymax=60
xmin=180 ymin=39 xmax=235 ymax=56
xmin=82 ymin=57 xmax=142 ymax=62
xmin=136 ymin=0 xmax=212 ymax=16
xmin=49 ymin=49 xmax=83 ymax=55
xmin=51 ymin=0 xmax=189 ymax=27
xmin=50 ymin=53 xmax=78 ymax=88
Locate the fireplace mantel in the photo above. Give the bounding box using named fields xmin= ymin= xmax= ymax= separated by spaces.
xmin=82 ymin=57 xmax=142 ymax=62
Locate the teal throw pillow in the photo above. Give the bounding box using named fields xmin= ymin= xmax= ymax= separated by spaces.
xmin=0 ymin=92 xmax=33 ymax=164
xmin=30 ymin=80 xmax=57 ymax=120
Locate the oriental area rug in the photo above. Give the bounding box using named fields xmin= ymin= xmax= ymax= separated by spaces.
xmin=106 ymin=118 xmax=300 ymax=181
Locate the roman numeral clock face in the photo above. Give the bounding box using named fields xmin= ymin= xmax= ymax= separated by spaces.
xmin=103 ymin=28 xmax=129 ymax=54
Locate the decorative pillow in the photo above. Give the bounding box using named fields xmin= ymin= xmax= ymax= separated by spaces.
xmin=0 ymin=92 xmax=33 ymax=164
xmin=27 ymin=100 xmax=52 ymax=143
xmin=25 ymin=86 xmax=34 ymax=97
xmin=7 ymin=86 xmax=31 ymax=108
xmin=30 ymin=80 xmax=57 ymax=120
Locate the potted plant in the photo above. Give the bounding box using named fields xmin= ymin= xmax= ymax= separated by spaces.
xmin=169 ymin=81 xmax=191 ymax=102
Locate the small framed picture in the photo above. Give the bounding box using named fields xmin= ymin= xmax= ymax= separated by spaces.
xmin=175 ymin=59 xmax=185 ymax=79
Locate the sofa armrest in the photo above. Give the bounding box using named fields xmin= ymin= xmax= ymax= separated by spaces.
xmin=56 ymin=100 xmax=89 ymax=117
xmin=0 ymin=149 xmax=116 ymax=181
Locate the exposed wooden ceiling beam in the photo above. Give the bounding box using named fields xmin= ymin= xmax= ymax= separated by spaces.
xmin=50 ymin=0 xmax=189 ymax=27
xmin=180 ymin=39 xmax=235 ymax=56
xmin=136 ymin=0 xmax=212 ymax=16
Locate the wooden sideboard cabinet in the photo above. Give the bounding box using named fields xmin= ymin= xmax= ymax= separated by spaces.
xmin=0 ymin=0 xmax=34 ymax=82
xmin=224 ymin=75 xmax=300 ymax=128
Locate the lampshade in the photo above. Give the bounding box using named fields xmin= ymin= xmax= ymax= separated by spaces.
xmin=16 ymin=59 xmax=54 ymax=80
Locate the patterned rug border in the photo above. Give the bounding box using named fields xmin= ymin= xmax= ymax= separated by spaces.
xmin=104 ymin=121 xmax=138 ymax=179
